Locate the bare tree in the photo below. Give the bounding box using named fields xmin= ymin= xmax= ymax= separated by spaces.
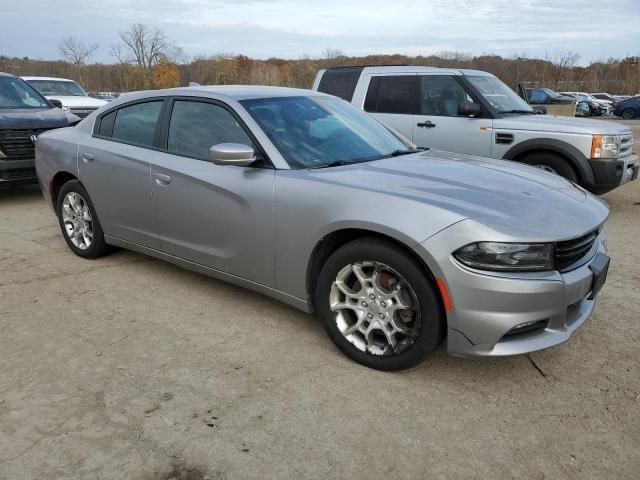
xmin=113 ymin=23 xmax=180 ymax=71
xmin=58 ymin=37 xmax=98 ymax=65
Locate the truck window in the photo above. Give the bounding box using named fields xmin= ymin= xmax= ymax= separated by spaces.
xmin=316 ymin=67 xmax=364 ymax=102
xmin=364 ymin=76 xmax=417 ymax=115
xmin=419 ymin=75 xmax=473 ymax=116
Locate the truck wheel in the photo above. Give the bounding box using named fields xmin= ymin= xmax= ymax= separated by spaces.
xmin=622 ymin=108 xmax=637 ymax=120
xmin=520 ymin=152 xmax=578 ymax=183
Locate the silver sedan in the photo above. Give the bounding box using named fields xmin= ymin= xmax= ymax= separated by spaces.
xmin=35 ymin=86 xmax=610 ymax=370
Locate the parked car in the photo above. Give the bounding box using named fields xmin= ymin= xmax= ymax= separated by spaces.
xmin=0 ymin=72 xmax=79 ymax=185
xmin=88 ymin=91 xmax=121 ymax=101
xmin=525 ymin=88 xmax=574 ymax=105
xmin=590 ymin=92 xmax=618 ymax=106
xmin=557 ymin=92 xmax=606 ymax=117
xmin=22 ymin=76 xmax=107 ymax=118
xmin=36 ymin=86 xmax=611 ymax=370
xmin=313 ymin=66 xmax=638 ymax=194
xmin=560 ymin=92 xmax=612 ymax=115
xmin=613 ymin=96 xmax=640 ymax=119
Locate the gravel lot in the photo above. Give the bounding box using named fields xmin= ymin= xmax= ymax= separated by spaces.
xmin=1 ymin=179 xmax=639 ymax=480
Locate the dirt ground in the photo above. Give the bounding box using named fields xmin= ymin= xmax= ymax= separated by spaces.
xmin=0 ymin=178 xmax=639 ymax=480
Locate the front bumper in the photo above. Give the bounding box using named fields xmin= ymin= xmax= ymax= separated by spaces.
xmin=0 ymin=158 xmax=37 ymax=184
xmin=589 ymin=154 xmax=638 ymax=194
xmin=419 ymin=222 xmax=608 ymax=358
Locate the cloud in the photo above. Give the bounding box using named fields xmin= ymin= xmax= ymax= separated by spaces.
xmin=1 ymin=0 xmax=638 ymax=63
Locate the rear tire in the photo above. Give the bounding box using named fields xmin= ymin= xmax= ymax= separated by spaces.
xmin=520 ymin=152 xmax=578 ymax=183
xmin=622 ymin=108 xmax=637 ymax=120
xmin=315 ymin=238 xmax=444 ymax=371
xmin=56 ymin=180 xmax=110 ymax=259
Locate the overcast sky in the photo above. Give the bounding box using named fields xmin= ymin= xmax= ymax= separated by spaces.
xmin=2 ymin=0 xmax=639 ymax=63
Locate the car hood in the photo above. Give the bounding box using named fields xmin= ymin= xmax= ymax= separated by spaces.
xmin=494 ymin=114 xmax=631 ymax=135
xmin=45 ymin=95 xmax=108 ymax=108
xmin=310 ymin=150 xmax=609 ymax=241
xmin=0 ymin=107 xmax=75 ymax=129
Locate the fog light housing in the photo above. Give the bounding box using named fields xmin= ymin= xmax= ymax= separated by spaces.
xmin=503 ymin=319 xmax=549 ymax=339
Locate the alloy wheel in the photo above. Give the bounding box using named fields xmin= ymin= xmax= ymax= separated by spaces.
xmin=61 ymin=192 xmax=94 ymax=250
xmin=329 ymin=261 xmax=421 ymax=356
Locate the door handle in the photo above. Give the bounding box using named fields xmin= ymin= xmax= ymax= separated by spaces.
xmin=154 ymin=173 xmax=172 ymax=186
xmin=81 ymin=153 xmax=94 ymax=163
xmin=417 ymin=121 xmax=436 ymax=128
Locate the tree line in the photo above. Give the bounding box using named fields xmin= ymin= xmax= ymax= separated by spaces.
xmin=1 ymin=24 xmax=638 ymax=95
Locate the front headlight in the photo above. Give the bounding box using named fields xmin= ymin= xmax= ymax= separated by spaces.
xmin=62 ymin=105 xmax=70 ymax=112
xmin=591 ymin=135 xmax=620 ymax=159
xmin=454 ymin=242 xmax=554 ymax=272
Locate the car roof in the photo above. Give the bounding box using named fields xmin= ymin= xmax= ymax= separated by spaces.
xmin=21 ymin=76 xmax=76 ymax=82
xmin=0 ymin=71 xmax=17 ymax=78
xmin=354 ymin=65 xmax=495 ymax=77
xmin=120 ymin=85 xmax=327 ymax=102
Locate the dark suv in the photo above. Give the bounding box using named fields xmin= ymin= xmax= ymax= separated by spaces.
xmin=0 ymin=72 xmax=79 ymax=185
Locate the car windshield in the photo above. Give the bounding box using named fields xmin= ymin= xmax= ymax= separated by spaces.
xmin=467 ymin=76 xmax=533 ymax=113
xmin=240 ymin=96 xmax=413 ymax=169
xmin=0 ymin=76 xmax=50 ymax=109
xmin=27 ymin=79 xmax=86 ymax=97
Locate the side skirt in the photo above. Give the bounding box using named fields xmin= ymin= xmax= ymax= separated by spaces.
xmin=105 ymin=235 xmax=312 ymax=313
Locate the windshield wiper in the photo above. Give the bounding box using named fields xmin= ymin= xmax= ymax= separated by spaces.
xmin=312 ymin=160 xmax=350 ymax=169
xmin=499 ymin=109 xmax=535 ymax=115
xmin=390 ymin=148 xmax=421 ymax=157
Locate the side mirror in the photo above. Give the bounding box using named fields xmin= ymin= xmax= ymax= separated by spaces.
xmin=209 ymin=143 xmax=256 ymax=166
xmin=458 ymin=102 xmax=482 ymax=117
xmin=49 ymin=99 xmax=63 ymax=109
xmin=533 ymin=106 xmax=547 ymax=114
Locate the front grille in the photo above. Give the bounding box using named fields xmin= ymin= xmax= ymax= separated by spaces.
xmin=0 ymin=129 xmax=46 ymax=161
xmin=555 ymin=229 xmax=598 ymax=271
xmin=0 ymin=167 xmax=37 ymax=180
xmin=620 ymin=133 xmax=633 ymax=158
xmin=70 ymin=107 xmax=98 ymax=118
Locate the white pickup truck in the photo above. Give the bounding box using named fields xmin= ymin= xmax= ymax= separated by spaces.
xmin=313 ymin=65 xmax=637 ymax=194
xmin=22 ymin=76 xmax=107 ymax=119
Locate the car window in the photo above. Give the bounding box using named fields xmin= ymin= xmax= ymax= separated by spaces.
xmin=167 ymin=100 xmax=253 ymax=160
xmin=529 ymin=89 xmax=547 ymax=104
xmin=27 ymin=80 xmax=86 ymax=97
xmin=364 ymin=76 xmax=417 ymax=114
xmin=242 ymin=95 xmax=410 ymax=169
xmin=111 ymin=101 xmax=163 ymax=147
xmin=420 ymin=76 xmax=474 ymax=116
xmin=0 ymin=77 xmax=50 ymax=109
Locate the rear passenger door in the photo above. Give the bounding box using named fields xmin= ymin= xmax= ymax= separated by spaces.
xmin=363 ymin=75 xmax=417 ymax=140
xmin=413 ymin=75 xmax=492 ymax=156
xmin=148 ymin=97 xmax=276 ymax=286
xmin=79 ymin=99 xmax=165 ymax=249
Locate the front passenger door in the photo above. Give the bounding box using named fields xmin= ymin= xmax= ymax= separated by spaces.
xmin=149 ymin=98 xmax=276 ymax=287
xmin=413 ymin=75 xmax=492 ymax=156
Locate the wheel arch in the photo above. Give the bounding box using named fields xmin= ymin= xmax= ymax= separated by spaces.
xmin=503 ymin=138 xmax=595 ymax=186
xmin=50 ymin=171 xmax=79 ymax=208
xmin=305 ymin=228 xmax=445 ymax=315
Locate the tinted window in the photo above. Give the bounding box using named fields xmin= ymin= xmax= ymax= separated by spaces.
xmin=364 ymin=76 xmax=417 ymax=114
xmin=529 ymin=89 xmax=548 ymax=104
xmin=111 ymin=101 xmax=163 ymax=147
xmin=97 ymin=110 xmax=116 ymax=137
xmin=167 ymin=100 xmax=253 ymax=160
xmin=27 ymin=80 xmax=86 ymax=97
xmin=317 ymin=67 xmax=363 ymax=101
xmin=420 ymin=75 xmax=474 ymax=116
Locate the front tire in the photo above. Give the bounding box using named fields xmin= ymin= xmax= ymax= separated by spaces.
xmin=56 ymin=180 xmax=110 ymax=259
xmin=315 ymin=238 xmax=444 ymax=371
xmin=520 ymin=152 xmax=578 ymax=183
xmin=622 ymin=108 xmax=637 ymax=120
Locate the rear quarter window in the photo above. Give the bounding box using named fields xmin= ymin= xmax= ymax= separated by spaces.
xmin=316 ymin=67 xmax=364 ymax=102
